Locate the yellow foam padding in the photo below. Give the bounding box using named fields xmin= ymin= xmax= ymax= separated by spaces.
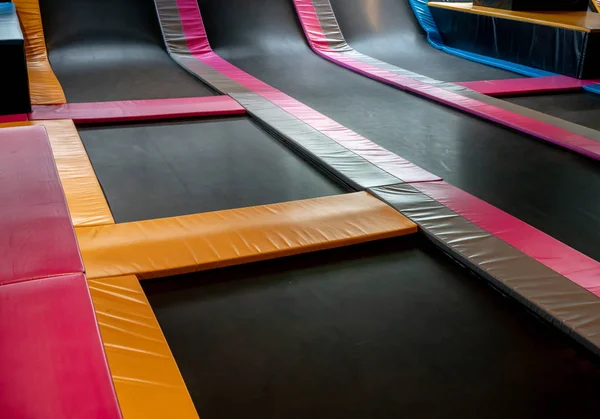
xmin=13 ymin=0 xmax=66 ymax=104
xmin=0 ymin=120 xmax=114 ymax=226
xmin=428 ymin=2 xmax=600 ymax=33
xmin=89 ymin=275 xmax=199 ymax=419
xmin=593 ymin=0 xmax=600 ymax=13
xmin=76 ymin=192 xmax=418 ymax=280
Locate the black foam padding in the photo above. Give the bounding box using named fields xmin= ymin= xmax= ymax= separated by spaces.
xmin=144 ymin=236 xmax=600 ymax=419
xmin=505 ymin=91 xmax=600 ymax=131
xmin=327 ymin=0 xmax=521 ymax=82
xmin=0 ymin=4 xmax=30 ymax=114
xmin=38 ymin=0 xmax=215 ymax=102
xmin=80 ymin=117 xmax=346 ymax=223
xmin=199 ymin=0 xmax=600 ymax=262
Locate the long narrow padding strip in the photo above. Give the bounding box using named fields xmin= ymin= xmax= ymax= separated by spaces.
xmin=456 ymin=76 xmax=600 ymax=96
xmin=30 ymin=96 xmax=246 ymax=123
xmin=368 ymin=184 xmax=600 ymax=356
xmin=89 ymin=275 xmax=199 ymax=419
xmin=412 ymin=181 xmax=600 ymax=296
xmin=0 ymin=120 xmax=115 ymax=227
xmin=13 ymin=0 xmax=66 ymax=105
xmin=155 ymin=0 xmax=440 ymax=185
xmin=293 ymin=0 xmax=600 ymax=161
xmin=75 ymin=193 xmax=418 ymax=280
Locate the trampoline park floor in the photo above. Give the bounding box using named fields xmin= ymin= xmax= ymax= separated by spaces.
xmin=204 ymin=0 xmax=600 ymax=262
xmin=3 ymin=0 xmax=600 ymax=418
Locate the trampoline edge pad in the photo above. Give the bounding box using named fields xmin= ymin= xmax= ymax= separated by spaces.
xmin=369 ymin=183 xmax=600 ymax=355
xmin=13 ymin=0 xmax=66 ymax=104
xmin=76 ymin=192 xmax=418 ymax=280
xmin=89 ymin=275 xmax=199 ymax=419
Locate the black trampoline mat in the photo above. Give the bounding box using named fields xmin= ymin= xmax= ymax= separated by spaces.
xmin=201 ymin=0 xmax=600 ymax=263
xmin=144 ymin=235 xmax=600 ymax=419
xmin=505 ymin=91 xmax=600 ymax=131
xmin=80 ymin=117 xmax=345 ymax=223
xmin=39 ymin=0 xmax=215 ymax=102
xmin=329 ymin=0 xmax=521 ymax=82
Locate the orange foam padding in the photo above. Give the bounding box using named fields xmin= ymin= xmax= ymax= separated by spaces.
xmin=0 ymin=274 xmax=121 ymax=418
xmin=76 ymin=192 xmax=418 ymax=280
xmin=0 ymin=120 xmax=114 ymax=226
xmin=89 ymin=275 xmax=198 ymax=419
xmin=13 ymin=0 xmax=66 ymax=105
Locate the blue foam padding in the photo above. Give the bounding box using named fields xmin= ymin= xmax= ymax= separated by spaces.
xmin=0 ymin=3 xmax=15 ymax=13
xmin=407 ymin=0 xmax=555 ymax=78
xmin=584 ymin=84 xmax=600 ymax=94
xmin=0 ymin=2 xmax=23 ymax=42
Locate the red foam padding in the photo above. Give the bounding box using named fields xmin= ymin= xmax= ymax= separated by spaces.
xmin=456 ymin=76 xmax=600 ymax=96
xmin=30 ymin=96 xmax=246 ymax=123
xmin=0 ymin=113 xmax=28 ymax=123
xmin=0 ymin=273 xmax=122 ymax=418
xmin=413 ymin=181 xmax=600 ymax=296
xmin=0 ymin=126 xmax=83 ymax=285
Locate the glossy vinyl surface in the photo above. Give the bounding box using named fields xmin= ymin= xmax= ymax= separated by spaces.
xmin=80 ymin=117 xmax=346 ymax=222
xmin=38 ymin=0 xmax=215 ymax=101
xmin=199 ymin=0 xmax=600 ymax=262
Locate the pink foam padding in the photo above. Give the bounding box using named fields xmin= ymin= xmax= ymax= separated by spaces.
xmin=0 ymin=273 xmax=122 ymax=418
xmin=174 ymin=0 xmax=439 ymax=183
xmin=293 ymin=0 xmax=600 ymax=161
xmin=0 ymin=126 xmax=83 ymax=286
xmin=29 ymin=96 xmax=246 ymax=123
xmin=414 ymin=181 xmax=600 ymax=296
xmin=456 ymin=76 xmax=600 ymax=96
xmin=0 ymin=113 xmax=28 ymax=123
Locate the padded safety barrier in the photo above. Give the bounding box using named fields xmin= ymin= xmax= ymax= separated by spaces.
xmin=412 ymin=181 xmax=600 ymax=296
xmin=428 ymin=2 xmax=600 ymax=79
xmin=456 ymin=75 xmax=600 ymax=96
xmin=30 ymin=96 xmax=246 ymax=123
xmin=0 ymin=125 xmax=83 ymax=285
xmin=13 ymin=0 xmax=66 ymax=104
xmin=0 ymin=120 xmax=115 ymax=226
xmin=154 ymin=0 xmax=440 ymax=188
xmin=369 ymin=183 xmax=600 ymax=356
xmin=0 ymin=274 xmax=122 ymax=418
xmin=293 ymin=0 xmax=600 ymax=161
xmin=89 ymin=275 xmax=198 ymax=419
xmin=76 ymin=193 xmax=418 ymax=279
